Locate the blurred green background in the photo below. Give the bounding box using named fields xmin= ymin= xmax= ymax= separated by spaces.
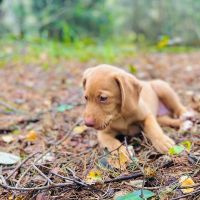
xmin=0 ymin=0 xmax=200 ymax=65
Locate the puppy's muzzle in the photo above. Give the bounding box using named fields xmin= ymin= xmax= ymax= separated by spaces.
xmin=84 ymin=117 xmax=95 ymax=127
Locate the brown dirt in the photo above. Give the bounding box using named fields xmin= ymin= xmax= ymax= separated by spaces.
xmin=0 ymin=52 xmax=199 ymax=200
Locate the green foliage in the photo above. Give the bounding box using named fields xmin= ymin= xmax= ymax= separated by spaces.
xmin=124 ymin=0 xmax=200 ymax=45
xmin=169 ymin=145 xmax=185 ymax=155
xmin=116 ymin=189 xmax=155 ymax=200
xmin=168 ymin=141 xmax=192 ymax=155
xmin=180 ymin=141 xmax=192 ymax=151
xmin=0 ymin=36 xmax=199 ymax=69
xmin=0 ymin=36 xmax=137 ymax=68
xmin=56 ymin=104 xmax=74 ymax=112
xmin=1 ymin=0 xmax=115 ymax=42
xmin=1 ymin=0 xmax=200 ymax=45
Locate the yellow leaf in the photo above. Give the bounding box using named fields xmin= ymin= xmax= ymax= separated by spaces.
xmin=180 ymin=141 xmax=192 ymax=152
xmin=85 ymin=169 xmax=102 ymax=184
xmin=8 ymin=195 xmax=25 ymax=200
xmin=73 ymin=125 xmax=87 ymax=134
xmin=107 ymin=151 xmax=129 ymax=170
xmin=8 ymin=195 xmax=13 ymax=200
xmin=179 ymin=175 xmax=195 ymax=194
xmin=26 ymin=130 xmax=38 ymax=142
xmin=15 ymin=196 xmax=26 ymax=200
xmin=119 ymin=151 xmax=129 ymax=165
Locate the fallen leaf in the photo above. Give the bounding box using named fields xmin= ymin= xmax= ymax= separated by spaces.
xmin=107 ymin=151 xmax=129 ymax=170
xmin=56 ymin=104 xmax=74 ymax=112
xmin=169 ymin=145 xmax=185 ymax=155
xmin=180 ymin=141 xmax=192 ymax=152
xmin=25 ymin=130 xmax=38 ymax=142
xmin=85 ymin=169 xmax=102 ymax=184
xmin=9 ymin=195 xmax=25 ymax=200
xmin=114 ymin=191 xmax=129 ymax=200
xmin=2 ymin=135 xmax=14 ymax=143
xmin=12 ymin=129 xmax=21 ymax=135
xmin=73 ymin=125 xmax=87 ymax=134
xmin=179 ymin=175 xmax=195 ymax=194
xmin=119 ymin=151 xmax=129 ymax=166
xmin=0 ymin=152 xmax=21 ymax=165
xmin=116 ymin=189 xmax=155 ymax=200
xmin=169 ymin=140 xmax=192 ymax=156
xmin=15 ymin=196 xmax=26 ymax=200
xmin=8 ymin=195 xmax=12 ymax=200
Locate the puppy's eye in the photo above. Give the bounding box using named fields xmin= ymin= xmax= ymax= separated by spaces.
xmin=85 ymin=96 xmax=88 ymax=101
xmin=99 ymin=96 xmax=108 ymax=103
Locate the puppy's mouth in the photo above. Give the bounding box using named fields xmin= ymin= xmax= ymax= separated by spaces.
xmin=96 ymin=119 xmax=111 ymax=130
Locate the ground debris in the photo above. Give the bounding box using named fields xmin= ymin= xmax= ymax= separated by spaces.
xmin=0 ymin=53 xmax=199 ymax=199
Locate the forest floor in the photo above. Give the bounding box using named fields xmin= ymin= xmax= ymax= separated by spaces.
xmin=0 ymin=50 xmax=199 ymax=200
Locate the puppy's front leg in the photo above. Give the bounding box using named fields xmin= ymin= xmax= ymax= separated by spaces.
xmin=97 ymin=131 xmax=129 ymax=158
xmin=143 ymin=115 xmax=175 ymax=153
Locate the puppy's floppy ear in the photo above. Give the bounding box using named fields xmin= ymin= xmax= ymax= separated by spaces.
xmin=82 ymin=68 xmax=94 ymax=89
xmin=114 ymin=73 xmax=142 ymax=116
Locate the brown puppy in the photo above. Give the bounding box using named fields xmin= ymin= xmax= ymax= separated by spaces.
xmin=82 ymin=64 xmax=187 ymax=156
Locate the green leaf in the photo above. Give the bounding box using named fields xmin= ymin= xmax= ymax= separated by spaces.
xmin=0 ymin=152 xmax=21 ymax=165
xmin=12 ymin=129 xmax=21 ymax=135
xmin=180 ymin=141 xmax=192 ymax=152
xmin=129 ymin=65 xmax=137 ymax=74
xmin=169 ymin=145 xmax=185 ymax=155
xmin=56 ymin=104 xmax=74 ymax=112
xmin=116 ymin=189 xmax=155 ymax=200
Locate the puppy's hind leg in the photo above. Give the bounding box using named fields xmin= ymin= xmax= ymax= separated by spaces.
xmin=157 ymin=115 xmax=182 ymax=128
xmin=151 ymin=80 xmax=187 ymax=117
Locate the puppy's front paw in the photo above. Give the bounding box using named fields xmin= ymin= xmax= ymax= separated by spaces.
xmin=152 ymin=135 xmax=175 ymax=154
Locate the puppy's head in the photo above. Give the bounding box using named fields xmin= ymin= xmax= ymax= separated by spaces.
xmin=82 ymin=65 xmax=141 ymax=130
